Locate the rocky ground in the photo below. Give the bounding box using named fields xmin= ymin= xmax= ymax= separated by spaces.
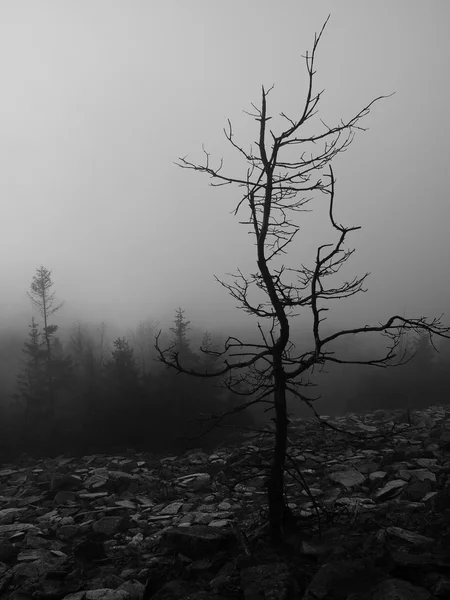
xmin=1 ymin=405 xmax=450 ymax=599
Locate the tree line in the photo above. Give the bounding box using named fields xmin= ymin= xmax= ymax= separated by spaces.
xmin=0 ymin=266 xmax=251 ymax=459
xmin=0 ymin=264 xmax=449 ymax=463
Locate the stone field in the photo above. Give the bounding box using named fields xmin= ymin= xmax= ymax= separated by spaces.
xmin=1 ymin=404 xmax=450 ymax=599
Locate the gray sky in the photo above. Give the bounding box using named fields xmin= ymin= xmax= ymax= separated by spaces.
xmin=2 ymin=0 xmax=449 ymax=336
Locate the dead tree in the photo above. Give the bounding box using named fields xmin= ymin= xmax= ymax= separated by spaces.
xmin=156 ymin=17 xmax=450 ymax=539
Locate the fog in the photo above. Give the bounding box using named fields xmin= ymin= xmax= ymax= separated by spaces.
xmin=2 ymin=0 xmax=449 ymax=340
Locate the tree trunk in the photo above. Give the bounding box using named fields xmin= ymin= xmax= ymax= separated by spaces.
xmin=267 ymin=357 xmax=289 ymax=539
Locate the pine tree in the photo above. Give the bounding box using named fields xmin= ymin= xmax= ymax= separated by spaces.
xmin=106 ymin=337 xmax=142 ymax=406
xmin=108 ymin=337 xmax=139 ymax=382
xmin=170 ymin=308 xmax=191 ymax=355
xmin=28 ymin=266 xmax=63 ymax=360
xmin=103 ymin=337 xmax=142 ymax=441
xmin=25 ymin=266 xmax=65 ymax=423
xmin=15 ymin=317 xmax=49 ymax=420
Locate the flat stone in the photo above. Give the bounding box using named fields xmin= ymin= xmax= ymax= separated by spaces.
xmin=328 ymin=470 xmax=365 ymax=488
xmin=194 ymin=513 xmax=216 ymax=525
xmin=178 ymin=513 xmax=195 ymax=525
xmin=422 ymin=491 xmax=438 ymax=502
xmin=415 ymin=458 xmax=438 ymax=468
xmin=407 ymin=469 xmax=436 ymax=482
xmin=160 ymin=525 xmax=234 ymax=559
xmin=93 ymin=517 xmax=123 ymax=536
xmin=301 ymin=487 xmax=323 ymax=497
xmin=176 ymin=473 xmax=211 ymax=490
xmin=356 ymin=461 xmax=380 ymax=474
xmin=336 ymin=497 xmax=375 ymax=510
xmin=0 ymin=508 xmax=25 ymax=525
xmin=208 ymin=519 xmax=231 ymax=528
xmin=375 ymin=479 xmax=407 ymax=502
xmin=386 ymin=526 xmax=434 ymax=546
xmin=54 ymin=490 xmax=77 ymax=505
xmin=160 ymin=502 xmax=184 ymax=515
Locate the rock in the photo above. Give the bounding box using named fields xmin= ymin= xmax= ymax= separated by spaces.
xmin=369 ymin=578 xmax=431 ymax=600
xmin=0 ymin=508 xmax=25 ymax=525
xmin=54 ymin=490 xmax=77 ymax=505
xmin=187 ymin=452 xmax=209 ymax=465
xmin=415 ymin=458 xmax=438 ymax=469
xmin=375 ymin=479 xmax=407 ymax=501
xmin=176 ymin=473 xmax=211 ymax=491
xmin=241 ymin=562 xmax=299 ymax=600
xmin=385 ymin=526 xmax=434 ymax=546
xmin=73 ymin=537 xmax=107 ymax=565
xmin=148 ymin=580 xmax=184 ymax=599
xmin=117 ymin=580 xmax=145 ymax=600
xmin=422 ymin=491 xmax=437 ymax=503
xmin=160 ymin=502 xmax=184 ymax=515
xmin=356 ymin=461 xmax=380 ymax=474
xmin=302 ymin=560 xmax=384 ymax=600
xmin=407 ymin=469 xmax=436 ymax=483
xmin=2 ymin=404 xmax=450 ymax=599
xmin=432 ymin=479 xmax=450 ymax=512
xmin=93 ymin=517 xmax=124 ymax=536
xmin=389 ymin=549 xmax=450 ymax=571
xmin=63 ymin=590 xmax=130 ymax=600
xmin=335 ymin=497 xmax=375 ymax=510
xmin=0 ymin=540 xmax=18 ymax=562
xmin=208 ymin=519 xmax=231 ymax=528
xmin=178 ymin=514 xmax=195 ymax=526
xmin=405 ymin=480 xmax=433 ymax=501
xmin=328 ymin=470 xmax=365 ymax=488
xmin=430 ymin=575 xmax=450 ymax=597
xmin=372 ymin=410 xmax=389 ymax=420
xmin=160 ymin=525 xmax=235 ymax=559
xmin=84 ymin=471 xmax=109 ymax=490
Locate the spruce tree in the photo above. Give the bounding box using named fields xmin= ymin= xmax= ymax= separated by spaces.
xmin=15 ymin=317 xmax=49 ymax=421
xmin=24 ymin=266 xmax=65 ymax=424
xmin=170 ymin=308 xmax=191 ymax=355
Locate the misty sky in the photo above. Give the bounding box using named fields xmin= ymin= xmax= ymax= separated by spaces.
xmin=2 ymin=1 xmax=449 ymax=337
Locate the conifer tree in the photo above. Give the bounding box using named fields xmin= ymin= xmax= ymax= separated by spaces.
xmin=28 ymin=266 xmax=63 ymax=360
xmin=24 ymin=266 xmax=65 ymax=423
xmin=169 ymin=308 xmax=197 ymax=366
xmin=15 ymin=317 xmax=48 ymax=421
xmin=108 ymin=337 xmax=139 ymax=384
xmin=170 ymin=308 xmax=191 ymax=353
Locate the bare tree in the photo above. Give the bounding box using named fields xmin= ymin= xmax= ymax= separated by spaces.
xmin=156 ymin=18 xmax=450 ymax=538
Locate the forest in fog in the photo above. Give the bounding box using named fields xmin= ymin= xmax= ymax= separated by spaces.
xmin=1 ymin=3 xmax=449 ymax=463
xmin=1 ymin=265 xmax=449 ymax=462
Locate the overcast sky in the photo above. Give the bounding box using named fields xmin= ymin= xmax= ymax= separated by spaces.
xmin=1 ymin=0 xmax=449 ymax=337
